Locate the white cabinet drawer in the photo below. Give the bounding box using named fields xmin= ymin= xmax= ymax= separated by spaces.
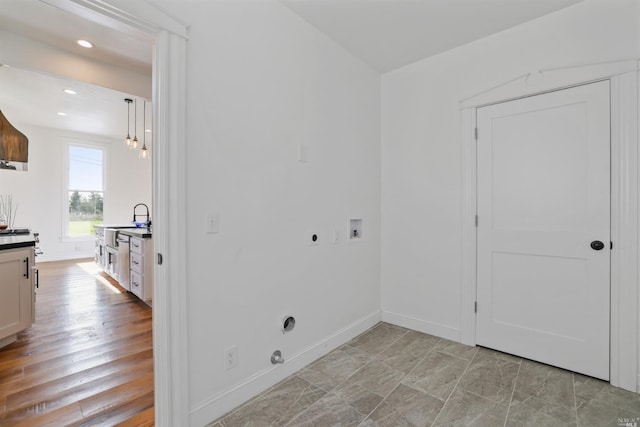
xmin=130 ymin=237 xmax=143 ymax=255
xmin=130 ymin=252 xmax=143 ymax=273
xmin=126 ymin=236 xmax=152 ymax=303
xmin=130 ymin=271 xmax=143 ymax=298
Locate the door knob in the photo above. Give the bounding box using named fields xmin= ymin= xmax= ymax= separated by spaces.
xmin=590 ymin=240 xmax=605 ymax=250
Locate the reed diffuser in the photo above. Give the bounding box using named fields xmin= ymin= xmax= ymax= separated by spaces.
xmin=0 ymin=194 xmax=18 ymax=230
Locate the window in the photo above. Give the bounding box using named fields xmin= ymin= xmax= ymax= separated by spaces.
xmin=66 ymin=145 xmax=104 ymax=237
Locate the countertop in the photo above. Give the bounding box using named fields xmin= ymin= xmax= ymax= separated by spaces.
xmin=94 ymin=224 xmax=139 ymax=230
xmin=118 ymin=228 xmax=152 ymax=239
xmin=0 ymin=233 xmax=36 ymax=250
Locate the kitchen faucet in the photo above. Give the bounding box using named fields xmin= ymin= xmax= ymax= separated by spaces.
xmin=133 ymin=203 xmax=151 ymax=227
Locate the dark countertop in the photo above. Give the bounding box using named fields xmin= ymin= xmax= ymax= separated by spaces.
xmin=0 ymin=233 xmax=36 ymax=250
xmin=118 ymin=228 xmax=152 ymax=239
xmin=94 ymin=224 xmax=139 ymax=230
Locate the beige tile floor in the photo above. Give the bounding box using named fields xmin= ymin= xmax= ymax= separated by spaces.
xmin=209 ymin=322 xmax=640 ymax=427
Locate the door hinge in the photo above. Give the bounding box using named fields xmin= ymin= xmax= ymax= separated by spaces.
xmin=610 ymin=241 xmax=613 ymax=250
xmin=474 ymin=128 xmax=478 ymax=140
xmin=475 ymin=215 xmax=478 ymax=227
xmin=474 ymin=301 xmax=477 ymax=313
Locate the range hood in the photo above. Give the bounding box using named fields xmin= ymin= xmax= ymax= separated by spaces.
xmin=0 ymin=110 xmax=28 ymax=171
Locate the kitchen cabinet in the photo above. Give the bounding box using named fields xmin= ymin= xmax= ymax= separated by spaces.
xmin=95 ymin=227 xmax=106 ymax=270
xmin=129 ymin=236 xmax=153 ymax=303
xmin=0 ymin=246 xmax=35 ymax=346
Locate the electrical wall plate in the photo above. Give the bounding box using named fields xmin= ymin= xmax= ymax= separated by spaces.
xmin=349 ymin=219 xmax=363 ymax=240
xmin=206 ymin=212 xmax=219 ymax=234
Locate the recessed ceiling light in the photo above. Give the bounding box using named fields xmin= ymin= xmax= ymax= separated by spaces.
xmin=57 ymin=112 xmax=67 ymax=116
xmin=63 ymin=89 xmax=77 ymax=95
xmin=145 ymin=129 xmax=151 ymax=133
xmin=77 ymin=39 xmax=93 ymax=48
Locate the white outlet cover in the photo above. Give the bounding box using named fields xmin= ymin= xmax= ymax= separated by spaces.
xmin=224 ymin=345 xmax=238 ymax=370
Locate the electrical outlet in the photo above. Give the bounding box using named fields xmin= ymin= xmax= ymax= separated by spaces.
xmin=224 ymin=345 xmax=238 ymax=370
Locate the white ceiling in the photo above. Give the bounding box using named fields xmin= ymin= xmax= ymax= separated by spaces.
xmin=0 ymin=65 xmax=151 ymax=141
xmin=0 ymin=0 xmax=584 ymax=140
xmin=281 ymin=0 xmax=584 ymax=72
xmin=0 ymin=0 xmax=152 ymax=75
xmin=0 ymin=0 xmax=152 ymax=140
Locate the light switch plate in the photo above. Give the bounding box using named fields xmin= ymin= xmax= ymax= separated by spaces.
xmin=206 ymin=212 xmax=219 ymax=234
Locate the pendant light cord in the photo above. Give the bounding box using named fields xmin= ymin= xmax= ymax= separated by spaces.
xmin=134 ymin=99 xmax=137 ymax=140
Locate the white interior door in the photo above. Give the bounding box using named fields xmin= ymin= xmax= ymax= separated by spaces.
xmin=476 ymin=81 xmax=610 ymax=380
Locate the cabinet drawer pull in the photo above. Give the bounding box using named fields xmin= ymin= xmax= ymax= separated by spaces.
xmin=24 ymin=257 xmax=29 ymax=279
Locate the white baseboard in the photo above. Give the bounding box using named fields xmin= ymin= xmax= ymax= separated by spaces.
xmin=188 ymin=310 xmax=382 ymax=427
xmin=36 ymin=251 xmax=94 ymax=263
xmin=381 ymin=310 xmax=461 ymax=342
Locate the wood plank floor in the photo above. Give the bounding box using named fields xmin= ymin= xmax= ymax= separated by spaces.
xmin=0 ymin=258 xmax=154 ymax=426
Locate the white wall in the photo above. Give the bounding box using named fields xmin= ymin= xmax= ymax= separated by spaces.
xmin=381 ymin=0 xmax=639 ymax=338
xmin=0 ymin=124 xmax=152 ymax=262
xmin=148 ymin=0 xmax=381 ymax=423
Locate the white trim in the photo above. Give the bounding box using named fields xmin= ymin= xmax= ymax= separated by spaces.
xmin=152 ymin=30 xmax=190 ymax=426
xmin=459 ymin=108 xmax=476 ymax=346
xmin=49 ymin=2 xmax=190 ymax=425
xmin=189 ymin=310 xmax=382 ymax=427
xmin=610 ymin=72 xmax=639 ymax=392
xmin=381 ymin=310 xmax=460 ymax=342
xmin=460 ymin=59 xmax=638 ymax=109
xmin=460 ymin=61 xmax=639 ymax=393
xmin=41 ymin=0 xmax=188 ymax=40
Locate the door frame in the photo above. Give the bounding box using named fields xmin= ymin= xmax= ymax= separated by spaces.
xmin=41 ymin=0 xmax=190 ymax=424
xmin=460 ymin=59 xmax=639 ymax=393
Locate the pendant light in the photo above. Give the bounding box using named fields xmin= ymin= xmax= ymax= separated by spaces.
xmin=139 ymin=100 xmax=149 ymax=160
xmin=131 ymin=98 xmax=139 ymax=149
xmin=124 ymin=98 xmax=132 ymax=147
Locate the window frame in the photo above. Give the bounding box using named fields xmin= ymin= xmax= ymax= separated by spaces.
xmin=61 ymin=139 xmax=109 ymax=242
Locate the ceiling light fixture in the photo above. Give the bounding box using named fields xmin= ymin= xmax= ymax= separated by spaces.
xmin=131 ymin=99 xmax=138 ymax=149
xmin=63 ymin=89 xmax=77 ymax=95
xmin=140 ymin=101 xmax=149 ymax=160
xmin=124 ymin=98 xmax=132 ymax=147
xmin=57 ymin=112 xmax=67 ymax=116
xmin=77 ymin=39 xmax=93 ymax=48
